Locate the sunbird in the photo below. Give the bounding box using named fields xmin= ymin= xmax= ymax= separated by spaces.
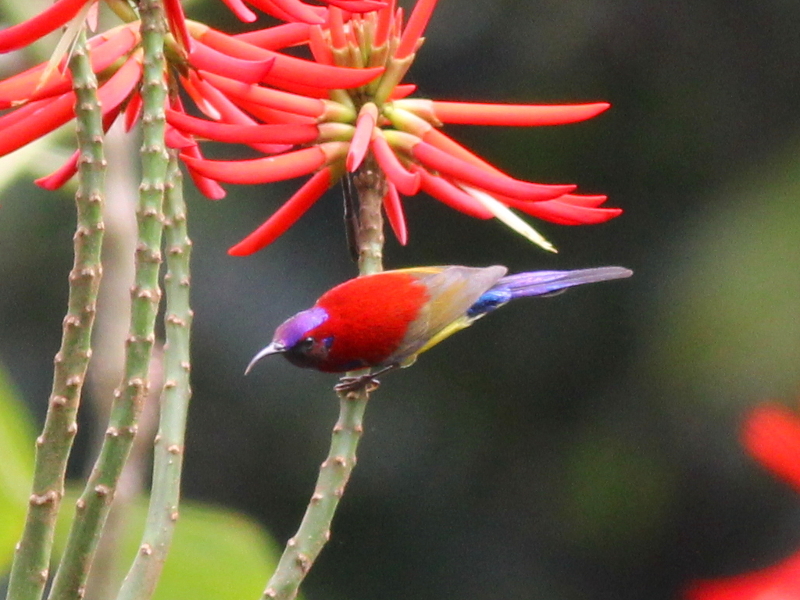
xmin=246 ymin=265 xmax=632 ymax=389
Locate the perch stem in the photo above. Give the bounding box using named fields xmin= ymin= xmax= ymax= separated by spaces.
xmin=259 ymin=155 xmax=386 ymax=600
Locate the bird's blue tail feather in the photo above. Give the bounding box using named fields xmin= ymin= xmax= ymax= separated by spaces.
xmin=466 ymin=267 xmax=632 ymax=319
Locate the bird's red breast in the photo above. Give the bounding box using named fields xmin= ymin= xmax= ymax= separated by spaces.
xmin=305 ymin=271 xmax=431 ymax=371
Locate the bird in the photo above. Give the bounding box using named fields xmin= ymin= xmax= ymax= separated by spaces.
xmin=245 ymin=265 xmax=632 ymax=390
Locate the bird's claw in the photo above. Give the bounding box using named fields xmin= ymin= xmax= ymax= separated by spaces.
xmin=334 ymin=375 xmax=381 ymax=394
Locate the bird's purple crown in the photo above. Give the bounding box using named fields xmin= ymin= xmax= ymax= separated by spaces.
xmin=273 ymin=306 xmax=329 ymax=348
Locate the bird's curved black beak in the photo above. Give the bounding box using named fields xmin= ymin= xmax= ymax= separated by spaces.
xmin=244 ymin=342 xmax=285 ymax=375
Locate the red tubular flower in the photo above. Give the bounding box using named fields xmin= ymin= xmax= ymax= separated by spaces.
xmin=0 ymin=26 xmax=139 ymax=108
xmin=181 ymin=0 xmax=620 ymax=254
xmin=0 ymin=0 xmax=92 ymax=53
xmin=222 ymin=0 xmax=386 ymax=25
xmin=0 ymin=0 xmax=618 ymax=252
xmin=743 ymin=404 xmax=800 ymax=493
xmin=382 ymin=183 xmax=408 ymax=245
xmin=188 ymin=41 xmax=276 ymax=84
xmin=166 ymin=109 xmax=319 ymax=145
xmin=683 ymin=402 xmax=800 ymax=600
xmin=181 ymin=142 xmax=348 ymax=184
xmin=0 ymin=52 xmax=142 ymax=158
xmin=0 ymin=2 xmax=384 ymax=196
xmin=228 ymin=167 xmax=335 ymax=255
xmin=234 ymin=22 xmax=311 ymax=49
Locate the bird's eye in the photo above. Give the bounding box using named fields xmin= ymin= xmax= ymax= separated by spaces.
xmin=298 ymin=337 xmax=315 ymax=351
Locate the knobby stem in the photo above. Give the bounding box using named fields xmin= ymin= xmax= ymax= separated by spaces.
xmin=5 ymin=29 xmax=106 ymax=600
xmin=115 ymin=152 xmax=193 ymax=600
xmin=259 ymin=156 xmax=386 ymax=600
xmin=46 ymin=1 xmax=170 ymax=598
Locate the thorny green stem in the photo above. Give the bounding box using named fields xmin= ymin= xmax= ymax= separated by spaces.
xmin=259 ymin=156 xmax=385 ymax=600
xmin=5 ymin=29 xmax=106 ymax=600
xmin=116 ymin=152 xmax=193 ymax=600
xmin=46 ymin=1 xmax=170 ymax=598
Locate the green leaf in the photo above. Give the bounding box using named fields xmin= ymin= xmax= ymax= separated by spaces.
xmin=0 ymin=364 xmax=36 ymax=573
xmin=55 ymin=493 xmax=280 ymax=599
xmin=152 ymin=501 xmax=280 ymax=600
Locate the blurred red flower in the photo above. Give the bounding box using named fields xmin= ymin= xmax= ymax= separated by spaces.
xmin=684 ymin=403 xmax=800 ymax=600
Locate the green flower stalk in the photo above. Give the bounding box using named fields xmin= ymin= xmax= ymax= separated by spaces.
xmin=6 ymin=28 xmax=106 ymax=600
xmin=46 ymin=0 xmax=170 ymax=597
xmin=260 ymin=159 xmax=384 ymax=600
xmin=116 ymin=152 xmax=193 ymax=600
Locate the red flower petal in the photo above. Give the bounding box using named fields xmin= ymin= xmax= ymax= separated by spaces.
xmin=0 ymin=54 xmax=140 ymax=158
xmin=166 ymin=109 xmax=319 ymax=145
xmin=327 ymin=6 xmax=348 ymax=50
xmin=685 ymin=547 xmax=800 ymax=600
xmin=124 ymin=90 xmax=142 ymax=131
xmin=346 ymin=103 xmax=378 ymax=172
xmin=188 ymin=72 xmax=291 ymax=154
xmin=228 ymin=96 xmax=317 ymax=125
xmin=308 ymin=25 xmax=335 ymax=65
xmin=0 ymin=26 xmax=138 ymax=108
xmin=35 ymin=150 xmax=79 ymax=190
xmin=234 ymin=23 xmax=311 ymax=50
xmin=382 ymin=182 xmax=408 ymax=246
xmin=371 ymin=131 xmax=420 ymax=195
xmin=373 ymin=0 xmax=395 ymax=48
xmin=228 ymin=167 xmax=334 ymax=255
xmin=743 ymin=403 xmax=800 ymax=492
xmin=189 ymin=40 xmax=275 ymax=84
xmin=180 ymin=143 xmax=227 ymax=200
xmin=219 ymin=0 xmax=258 ymax=22
xmin=326 ymin=0 xmax=387 ymax=12
xmin=181 ymin=144 xmax=340 ymax=185
xmin=0 ymin=0 xmax=92 ymax=54
xmin=165 ymin=126 xmax=196 ymax=149
xmin=196 ymin=28 xmax=383 ymax=90
xmin=389 ymin=83 xmax=417 ymax=100
xmin=412 ymin=141 xmax=575 ymax=202
xmin=416 ymin=169 xmax=493 ymax=219
xmin=553 ymin=194 xmax=610 ymax=208
xmin=510 ymin=199 xmax=622 ymax=225
xmin=422 ymin=100 xmax=611 ymax=126
xmin=245 ymin=0 xmax=325 ymax=24
xmin=198 ymin=71 xmax=325 ymax=118
xmin=0 ymin=98 xmax=54 ymax=130
xmin=396 ymin=0 xmax=439 ymax=58
xmin=164 ymin=0 xmax=192 ymax=52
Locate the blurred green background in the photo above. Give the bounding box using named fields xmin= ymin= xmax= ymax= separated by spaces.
xmin=2 ymin=1 xmax=800 ymax=599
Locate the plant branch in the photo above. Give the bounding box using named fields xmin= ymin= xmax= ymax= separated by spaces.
xmin=116 ymin=151 xmax=193 ymax=600
xmin=82 ymin=125 xmax=157 ymax=600
xmin=259 ymin=155 xmax=386 ymax=600
xmin=5 ymin=28 xmax=106 ymax=600
xmin=46 ymin=1 xmax=170 ymax=597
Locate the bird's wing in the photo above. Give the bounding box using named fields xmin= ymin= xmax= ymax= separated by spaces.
xmin=386 ymin=265 xmax=507 ymax=365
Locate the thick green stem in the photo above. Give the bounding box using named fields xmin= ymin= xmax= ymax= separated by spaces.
xmin=259 ymin=156 xmax=385 ymax=600
xmin=5 ymin=29 xmax=106 ymax=600
xmin=46 ymin=3 xmax=169 ymax=599
xmin=116 ymin=152 xmax=193 ymax=600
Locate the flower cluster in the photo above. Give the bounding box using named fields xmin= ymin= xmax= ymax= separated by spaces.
xmin=0 ymin=0 xmax=382 ymax=199
xmin=684 ymin=403 xmax=800 ymax=600
xmin=0 ymin=0 xmax=621 ymax=253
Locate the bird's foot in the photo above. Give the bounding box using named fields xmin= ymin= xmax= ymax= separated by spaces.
xmin=334 ymin=375 xmax=381 ymax=394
